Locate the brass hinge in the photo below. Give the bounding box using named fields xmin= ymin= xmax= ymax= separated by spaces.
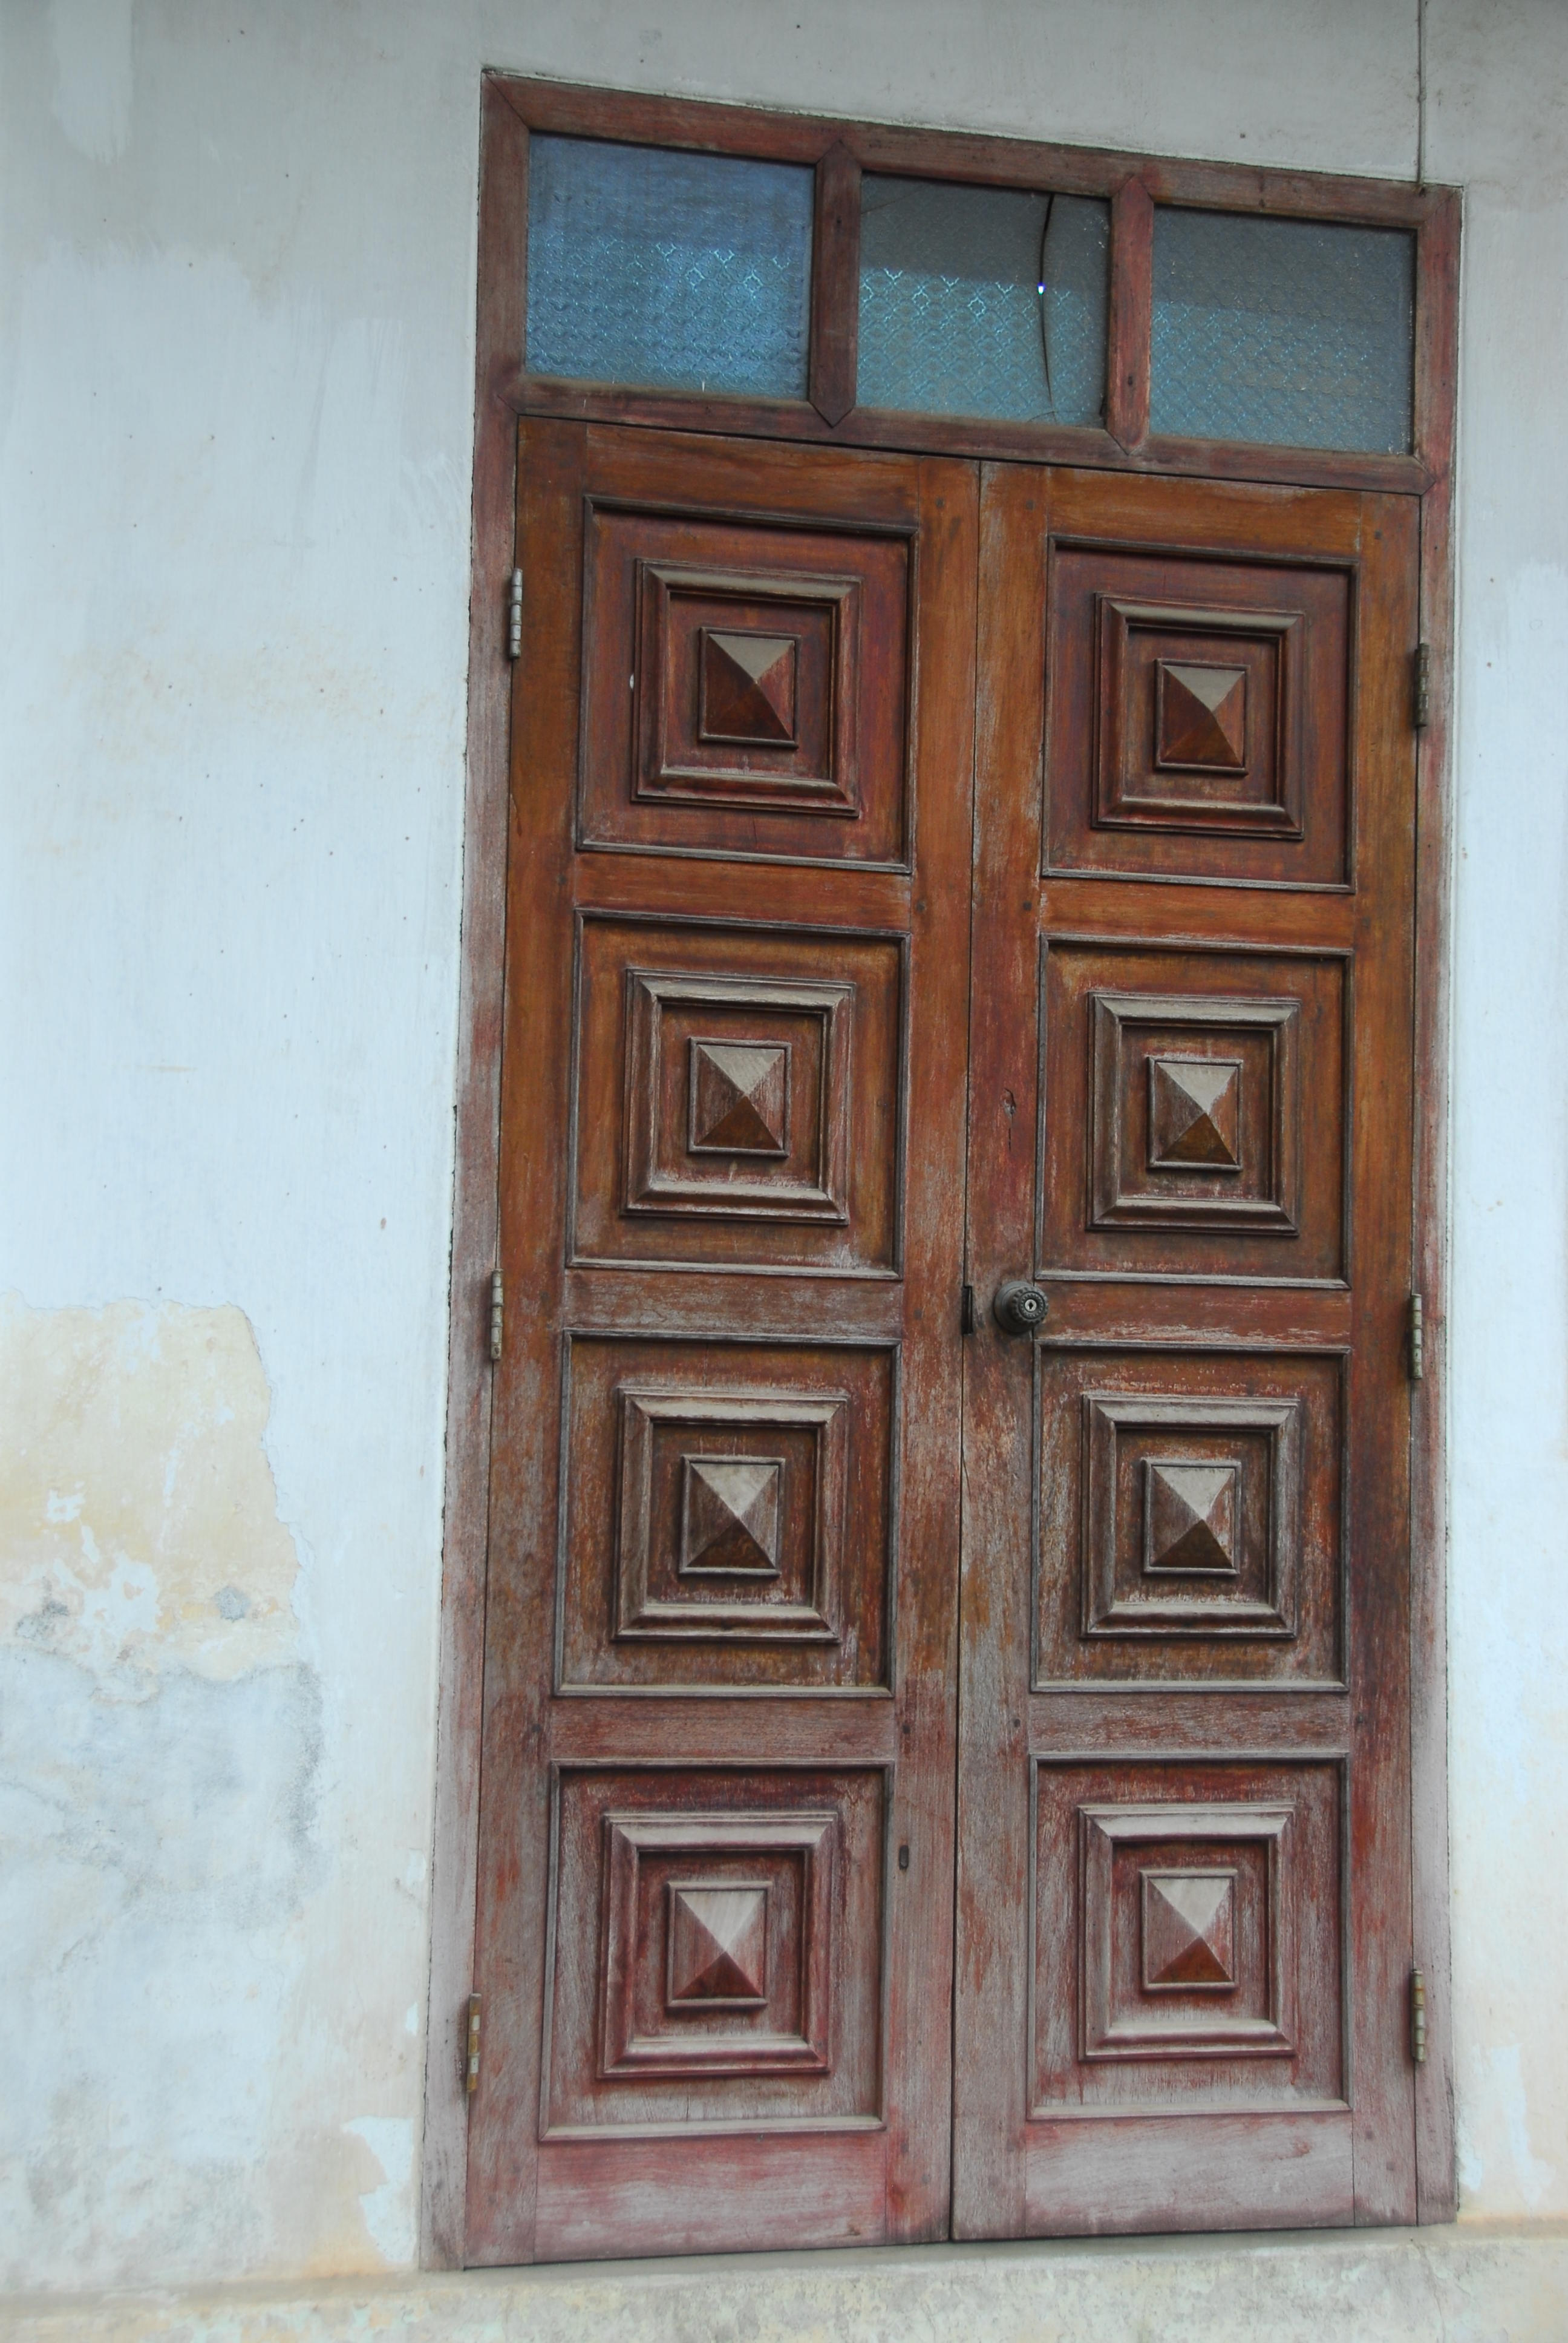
xmin=1408 ymin=1292 xmax=1425 ymax=1383
xmin=465 ymin=1993 xmax=482 ymax=2094
xmin=506 ymin=566 xmax=523 ymax=660
xmin=489 ymin=1268 xmax=504 ymax=1364
xmin=1414 ymin=641 xmax=1431 ymax=729
xmin=1410 ymin=1968 xmax=1427 ymax=2065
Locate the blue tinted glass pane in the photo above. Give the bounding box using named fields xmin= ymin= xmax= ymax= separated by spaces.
xmin=1151 ymin=208 xmax=1414 ymax=453
xmin=526 ymin=134 xmax=812 ymax=398
xmin=857 ymin=177 xmax=1108 ymax=425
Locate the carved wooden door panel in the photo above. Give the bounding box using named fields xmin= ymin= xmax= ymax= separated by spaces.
xmin=465 ymin=420 xmax=975 ymax=2263
xmin=955 ymin=465 xmax=1420 ymax=2234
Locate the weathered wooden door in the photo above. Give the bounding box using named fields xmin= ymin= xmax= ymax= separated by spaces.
xmin=954 ymin=464 xmax=1419 ymax=2233
xmin=464 ymin=419 xmax=976 ymax=2263
xmin=466 ymin=425 xmax=1421 ymax=2258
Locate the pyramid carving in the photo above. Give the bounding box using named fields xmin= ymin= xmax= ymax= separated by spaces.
xmin=680 ymin=1455 xmax=782 ymax=1575
xmin=1158 ymin=660 xmax=1248 ymax=769
xmin=1143 ymin=1870 xmax=1236 ymax=1989
xmin=1149 ymin=1054 xmax=1240 ymax=1169
xmin=668 ymin=1884 xmax=768 ymax=2004
xmin=701 ymin=629 xmax=799 ymax=744
xmin=690 ymin=1039 xmax=789 ymax=1155
xmin=1146 ymin=1460 xmax=1237 ymax=1574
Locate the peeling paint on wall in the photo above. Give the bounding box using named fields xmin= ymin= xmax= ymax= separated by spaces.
xmin=1 ymin=1297 xmax=302 ymax=1689
xmin=0 ymin=1298 xmax=334 ymax=2288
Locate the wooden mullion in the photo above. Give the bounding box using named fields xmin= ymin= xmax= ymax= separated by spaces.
xmin=1106 ymin=176 xmax=1154 ymax=451
xmin=809 ymin=143 xmax=861 ymax=428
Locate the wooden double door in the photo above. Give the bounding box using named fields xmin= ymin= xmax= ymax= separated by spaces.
xmin=465 ymin=419 xmax=1419 ymax=2261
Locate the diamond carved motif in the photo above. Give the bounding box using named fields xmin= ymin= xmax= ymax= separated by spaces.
xmin=699 ymin=629 xmax=800 ymax=746
xmin=679 ymin=1455 xmax=783 ymax=1577
xmin=688 ymin=1038 xmax=790 ymax=1156
xmin=1148 ymin=1054 xmax=1241 ymax=1170
xmin=1144 ymin=1458 xmax=1240 ymax=1576
xmin=1156 ymin=660 xmax=1249 ymax=772
xmin=1142 ymin=1867 xmax=1238 ymax=1991
xmin=667 ymin=1882 xmax=769 ymax=2007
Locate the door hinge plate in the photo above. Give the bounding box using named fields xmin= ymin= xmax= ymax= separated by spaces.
xmin=1414 ymin=641 xmax=1431 ymax=729
xmin=1410 ymin=1968 xmax=1427 ymax=2065
xmin=1408 ymin=1291 xmax=1425 ymax=1383
xmin=489 ymin=1269 xmax=504 ymax=1364
xmin=506 ymin=567 xmax=523 ymax=661
xmin=465 ymin=1993 xmax=482 ymax=2094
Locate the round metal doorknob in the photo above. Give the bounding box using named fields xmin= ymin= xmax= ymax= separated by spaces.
xmin=993 ymin=1280 xmax=1050 ymax=1336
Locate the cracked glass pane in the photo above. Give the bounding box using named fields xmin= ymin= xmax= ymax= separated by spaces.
xmin=526 ymin=134 xmax=813 ymax=399
xmin=857 ymin=175 xmax=1109 ymax=425
xmin=1151 ymin=208 xmax=1414 ymax=453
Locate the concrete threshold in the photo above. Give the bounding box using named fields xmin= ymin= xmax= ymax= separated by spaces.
xmin=2 ymin=2222 xmax=1566 ymax=2343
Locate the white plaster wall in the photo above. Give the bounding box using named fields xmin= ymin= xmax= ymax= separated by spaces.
xmin=0 ymin=0 xmax=1563 ymax=2293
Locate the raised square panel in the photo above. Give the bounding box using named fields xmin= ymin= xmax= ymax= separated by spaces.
xmin=543 ymin=1768 xmax=884 ymax=2134
xmin=558 ymin=1337 xmax=895 ymax=1692
xmin=1045 ymin=546 xmax=1350 ymax=888
xmin=1040 ymin=940 xmax=1345 ymax=1283
xmin=1143 ymin=1867 xmax=1236 ymax=1989
xmin=700 ymin=629 xmax=800 ymax=747
xmin=1032 ymin=1759 xmax=1344 ymax=2113
xmin=688 ymin=1038 xmax=789 ymax=1156
xmin=668 ymin=1882 xmax=770 ymax=2007
xmin=1092 ymin=991 xmax=1299 ymax=1237
xmin=615 ymin=1383 xmax=847 ymax=1642
xmin=642 ymin=568 xmax=851 ymax=809
xmin=572 ymin=917 xmax=902 ymax=1276
xmin=1083 ymin=1392 xmax=1301 ymax=1639
xmin=1080 ymin=1803 xmax=1293 ymax=2059
xmin=581 ymin=508 xmax=912 ymax=866
xmin=627 ymin=972 xmax=851 ymax=1224
xmin=1036 ymin=1349 xmax=1344 ymax=1687
xmin=1102 ymin=600 xmax=1299 ymax=831
xmin=601 ymin=1809 xmax=834 ymax=2077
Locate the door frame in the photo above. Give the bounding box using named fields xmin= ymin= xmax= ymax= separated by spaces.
xmin=422 ymin=71 xmax=1461 ymax=2265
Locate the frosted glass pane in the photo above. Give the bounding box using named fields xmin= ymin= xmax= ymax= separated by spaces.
xmin=857 ymin=177 xmax=1108 ymax=425
xmin=526 ymin=134 xmax=813 ymax=398
xmin=1151 ymin=208 xmax=1414 ymax=453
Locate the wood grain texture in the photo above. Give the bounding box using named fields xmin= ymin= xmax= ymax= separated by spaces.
xmin=419 ymin=77 xmax=526 ymax=2272
xmin=1023 ymin=2110 xmax=1353 ymax=2234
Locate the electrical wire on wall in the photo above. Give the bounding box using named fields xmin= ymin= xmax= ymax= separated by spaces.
xmin=1036 ymin=192 xmax=1057 ymax=420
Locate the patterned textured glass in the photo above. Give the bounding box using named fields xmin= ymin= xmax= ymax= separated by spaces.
xmin=526 ymin=134 xmax=813 ymax=398
xmin=857 ymin=177 xmax=1109 ymax=425
xmin=1151 ymin=208 xmax=1414 ymax=453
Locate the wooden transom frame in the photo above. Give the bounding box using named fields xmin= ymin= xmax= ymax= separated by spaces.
xmin=423 ymin=70 xmax=1460 ymax=2265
